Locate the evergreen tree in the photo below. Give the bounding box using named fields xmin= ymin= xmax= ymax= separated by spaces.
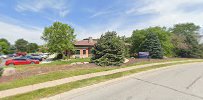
xmin=140 ymin=32 xmax=163 ymax=59
xmin=92 ymin=31 xmax=125 ymax=66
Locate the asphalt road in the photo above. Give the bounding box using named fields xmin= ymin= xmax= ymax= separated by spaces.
xmin=48 ymin=62 xmax=203 ymax=100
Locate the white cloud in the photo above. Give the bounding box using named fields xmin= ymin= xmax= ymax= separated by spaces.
xmin=59 ymin=9 xmax=70 ymax=18
xmin=90 ymin=11 xmax=111 ymax=18
xmin=73 ymin=17 xmax=128 ymax=40
xmin=78 ymin=0 xmax=203 ymax=41
xmin=128 ymin=0 xmax=203 ymax=27
xmin=15 ymin=0 xmax=69 ymax=17
xmin=6 ymin=0 xmax=203 ymax=43
xmin=101 ymin=0 xmax=203 ymax=40
xmin=0 ymin=21 xmax=43 ymax=45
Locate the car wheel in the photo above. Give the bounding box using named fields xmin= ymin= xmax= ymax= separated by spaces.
xmin=31 ymin=62 xmax=35 ymax=64
xmin=9 ymin=63 xmax=14 ymax=66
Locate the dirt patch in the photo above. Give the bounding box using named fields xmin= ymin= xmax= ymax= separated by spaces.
xmin=0 ymin=63 xmax=99 ymax=83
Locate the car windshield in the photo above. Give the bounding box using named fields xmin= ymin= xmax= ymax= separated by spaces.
xmin=19 ymin=56 xmax=31 ymax=60
xmin=14 ymin=58 xmax=27 ymax=60
xmin=26 ymin=56 xmax=32 ymax=58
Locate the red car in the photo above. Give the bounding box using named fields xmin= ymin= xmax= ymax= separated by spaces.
xmin=5 ymin=58 xmax=40 ymax=66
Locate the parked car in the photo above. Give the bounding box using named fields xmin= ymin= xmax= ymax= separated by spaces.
xmin=21 ymin=55 xmax=43 ymax=61
xmin=0 ymin=54 xmax=8 ymax=59
xmin=7 ymin=54 xmax=14 ymax=57
xmin=5 ymin=58 xmax=40 ymax=66
xmin=31 ymin=54 xmax=40 ymax=56
xmin=16 ymin=52 xmax=27 ymax=56
xmin=7 ymin=54 xmax=17 ymax=57
xmin=39 ymin=53 xmax=50 ymax=59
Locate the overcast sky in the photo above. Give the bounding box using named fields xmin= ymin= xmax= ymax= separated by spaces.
xmin=0 ymin=0 xmax=203 ymax=45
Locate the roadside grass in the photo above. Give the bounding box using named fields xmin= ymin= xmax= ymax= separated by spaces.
xmin=0 ymin=58 xmax=198 ymax=91
xmin=124 ymin=58 xmax=197 ymax=67
xmin=0 ymin=67 xmax=114 ymax=91
xmin=2 ymin=61 xmax=203 ymax=100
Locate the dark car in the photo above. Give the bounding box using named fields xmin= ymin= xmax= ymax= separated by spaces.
xmin=7 ymin=54 xmax=17 ymax=57
xmin=5 ymin=58 xmax=39 ymax=66
xmin=31 ymin=54 xmax=40 ymax=56
xmin=22 ymin=55 xmax=43 ymax=61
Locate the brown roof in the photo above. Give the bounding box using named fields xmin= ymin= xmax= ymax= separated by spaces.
xmin=74 ymin=40 xmax=96 ymax=46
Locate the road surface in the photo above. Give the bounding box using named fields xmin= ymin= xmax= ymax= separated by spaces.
xmin=47 ymin=62 xmax=203 ymax=100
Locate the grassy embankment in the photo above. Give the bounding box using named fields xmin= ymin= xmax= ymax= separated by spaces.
xmin=2 ymin=60 xmax=203 ymax=100
xmin=0 ymin=58 xmax=198 ymax=91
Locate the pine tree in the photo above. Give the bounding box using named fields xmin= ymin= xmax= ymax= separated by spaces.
xmin=92 ymin=31 xmax=125 ymax=66
xmin=140 ymin=32 xmax=163 ymax=59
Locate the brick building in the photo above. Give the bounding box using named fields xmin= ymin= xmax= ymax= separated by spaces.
xmin=73 ymin=37 xmax=97 ymax=58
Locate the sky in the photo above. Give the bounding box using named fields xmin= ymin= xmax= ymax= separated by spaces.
xmin=0 ymin=0 xmax=203 ymax=45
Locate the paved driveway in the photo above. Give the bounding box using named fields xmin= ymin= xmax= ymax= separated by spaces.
xmin=48 ymin=62 xmax=203 ymax=100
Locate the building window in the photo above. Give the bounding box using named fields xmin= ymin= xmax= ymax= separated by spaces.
xmin=83 ymin=49 xmax=86 ymax=54
xmin=75 ymin=50 xmax=80 ymax=54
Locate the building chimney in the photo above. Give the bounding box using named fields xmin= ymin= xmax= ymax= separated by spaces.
xmin=88 ymin=37 xmax=93 ymax=43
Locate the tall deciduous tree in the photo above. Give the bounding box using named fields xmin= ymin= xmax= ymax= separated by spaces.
xmin=171 ymin=23 xmax=202 ymax=58
xmin=120 ymin=36 xmax=131 ymax=57
xmin=200 ymin=43 xmax=203 ymax=58
xmin=92 ymin=31 xmax=125 ymax=66
xmin=8 ymin=45 xmax=16 ymax=54
xmin=0 ymin=38 xmax=10 ymax=54
xmin=131 ymin=29 xmax=147 ymax=54
xmin=131 ymin=27 xmax=173 ymax=56
xmin=38 ymin=45 xmax=48 ymax=53
xmin=27 ymin=43 xmax=38 ymax=53
xmin=15 ymin=39 xmax=28 ymax=52
xmin=41 ymin=22 xmax=76 ymax=58
xmin=140 ymin=33 xmax=163 ymax=59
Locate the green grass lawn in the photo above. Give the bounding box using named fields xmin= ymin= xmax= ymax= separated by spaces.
xmin=0 ymin=67 xmax=114 ymax=91
xmin=2 ymin=60 xmax=203 ymax=100
xmin=0 ymin=58 xmax=199 ymax=91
